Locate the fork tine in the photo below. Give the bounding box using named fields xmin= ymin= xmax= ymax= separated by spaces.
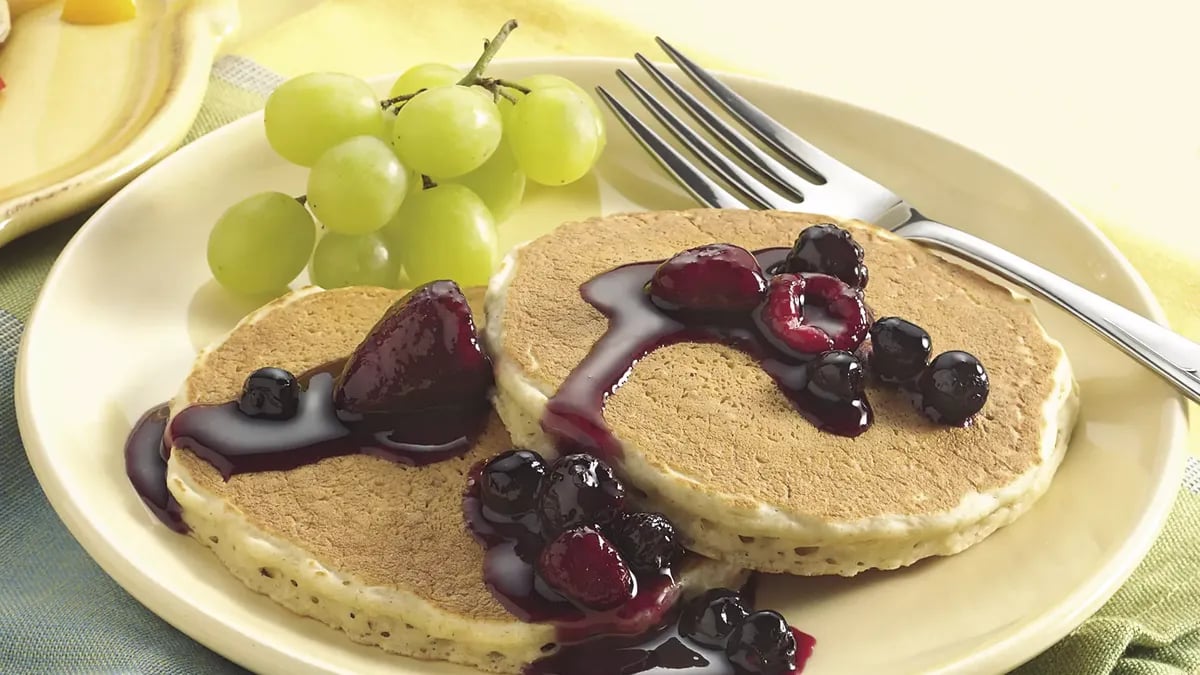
xmin=614 ymin=69 xmax=791 ymax=210
xmin=633 ymin=53 xmax=811 ymax=200
xmin=656 ymin=37 xmax=852 ymax=182
xmin=595 ymin=85 xmax=749 ymax=210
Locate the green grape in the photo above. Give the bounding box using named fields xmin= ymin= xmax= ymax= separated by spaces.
xmin=382 ymin=183 xmax=498 ymax=287
xmin=207 ymin=192 xmax=315 ymax=294
xmin=391 ymin=85 xmax=502 ymax=178
xmin=309 ymin=231 xmax=399 ymax=289
xmin=500 ymin=74 xmax=606 ymax=161
xmin=388 ymin=63 xmax=462 ymax=98
xmin=264 ymin=73 xmax=386 ymax=166
xmin=507 ymin=86 xmax=602 ymax=186
xmin=307 ymin=136 xmax=409 ymax=235
xmin=449 ymin=142 xmax=525 ymax=223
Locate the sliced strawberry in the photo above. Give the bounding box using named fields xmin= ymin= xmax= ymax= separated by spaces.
xmin=334 ymin=280 xmax=493 ymax=415
xmin=647 ymin=243 xmax=766 ymax=313
xmin=537 ymin=526 xmax=634 ymax=610
xmin=756 ymin=274 xmax=834 ymax=355
xmin=801 ymin=273 xmax=870 ymax=351
xmin=756 ymin=273 xmax=870 ymax=357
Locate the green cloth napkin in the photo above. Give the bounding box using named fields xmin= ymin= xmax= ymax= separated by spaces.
xmin=1 ymin=56 xmax=1197 ymax=675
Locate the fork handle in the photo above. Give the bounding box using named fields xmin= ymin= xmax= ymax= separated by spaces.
xmin=893 ymin=218 xmax=1200 ymax=404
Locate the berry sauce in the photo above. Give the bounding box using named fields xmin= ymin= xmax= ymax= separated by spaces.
xmin=526 ymin=606 xmax=816 ymax=674
xmin=124 ymin=404 xmax=186 ymax=533
xmin=543 ymin=248 xmax=871 ymax=460
xmin=166 ymin=371 xmax=486 ymax=480
xmin=463 ymin=465 xmax=678 ymax=643
xmin=125 ymin=365 xmax=488 ymax=530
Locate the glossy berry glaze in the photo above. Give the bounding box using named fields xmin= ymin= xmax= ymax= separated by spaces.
xmin=526 ymin=603 xmax=815 ymax=674
xmin=463 ymin=465 xmax=678 ymax=643
xmin=126 ymin=366 xmax=487 ymax=530
xmin=124 ymin=404 xmax=186 ymax=533
xmin=543 ymin=248 xmax=871 ymax=460
xmin=166 ymin=370 xmax=486 ymax=478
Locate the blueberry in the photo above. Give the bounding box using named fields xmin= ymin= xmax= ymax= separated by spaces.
xmin=538 ymin=454 xmax=626 ymax=535
xmin=480 ymin=450 xmax=547 ymax=516
xmin=679 ymin=588 xmax=750 ymax=649
xmin=607 ymin=512 xmax=682 ymax=575
xmin=725 ymin=610 xmax=798 ymax=674
xmin=805 ymin=350 xmax=865 ymax=403
xmin=783 ymin=224 xmax=868 ymax=288
xmin=869 ymin=317 xmax=931 ymax=384
xmin=915 ymin=351 xmax=989 ymax=425
xmin=238 ymin=367 xmax=299 ymax=420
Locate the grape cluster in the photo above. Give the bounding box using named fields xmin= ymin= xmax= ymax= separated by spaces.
xmin=207 ymin=21 xmax=605 ymax=296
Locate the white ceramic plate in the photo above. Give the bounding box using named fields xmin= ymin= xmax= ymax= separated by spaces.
xmin=16 ymin=58 xmax=1188 ymax=674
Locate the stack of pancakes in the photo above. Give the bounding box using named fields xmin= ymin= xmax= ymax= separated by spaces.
xmin=164 ymin=210 xmax=1077 ymax=673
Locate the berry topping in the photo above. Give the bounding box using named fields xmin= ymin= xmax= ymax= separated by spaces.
xmin=869 ymin=317 xmax=932 ymax=384
xmin=806 ymin=350 xmax=866 ymax=403
xmin=538 ymin=454 xmax=626 ymax=534
xmin=334 ymin=280 xmax=493 ymax=415
xmin=238 ymin=367 xmax=300 ymax=420
xmin=607 ymin=512 xmax=682 ymax=575
xmin=725 ymin=610 xmax=799 ymax=675
xmin=679 ymin=588 xmax=750 ymax=649
xmin=537 ymin=526 xmax=634 ymax=610
xmin=755 ymin=273 xmax=871 ymax=357
xmin=480 ymin=450 xmax=547 ymax=516
xmin=914 ymin=351 xmax=990 ymax=425
xmin=647 ymin=243 xmax=767 ymax=313
xmin=783 ymin=223 xmax=868 ymax=288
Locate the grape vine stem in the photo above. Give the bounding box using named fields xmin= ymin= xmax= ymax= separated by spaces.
xmin=382 ymin=19 xmax=527 ymax=112
xmin=459 ymin=19 xmax=519 ymax=86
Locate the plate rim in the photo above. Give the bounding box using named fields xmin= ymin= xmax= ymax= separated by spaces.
xmin=15 ymin=55 xmax=1190 ymax=675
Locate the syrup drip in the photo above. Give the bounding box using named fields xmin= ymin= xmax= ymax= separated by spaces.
xmin=126 ymin=366 xmax=487 ymax=530
xmin=124 ymin=404 xmax=186 ymax=533
xmin=543 ymin=248 xmax=871 ymax=460
xmin=166 ymin=372 xmax=485 ymax=479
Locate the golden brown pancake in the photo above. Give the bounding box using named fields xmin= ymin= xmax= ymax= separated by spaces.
xmin=165 ymin=285 xmax=745 ymax=673
xmin=484 ymin=210 xmax=1078 ymax=575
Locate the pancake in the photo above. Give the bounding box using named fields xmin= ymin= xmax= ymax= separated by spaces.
xmin=484 ymin=209 xmax=1079 ymax=576
xmin=164 ymin=285 xmax=746 ymax=674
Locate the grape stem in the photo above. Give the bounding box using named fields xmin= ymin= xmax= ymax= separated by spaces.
xmin=458 ymin=20 xmax=519 ymax=86
xmin=379 ymin=89 xmax=425 ymax=111
xmin=383 ymin=19 xmax=527 ymax=112
xmin=491 ymin=78 xmax=531 ymax=94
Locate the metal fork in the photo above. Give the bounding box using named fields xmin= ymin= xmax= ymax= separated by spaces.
xmin=595 ymin=38 xmax=1200 ymax=404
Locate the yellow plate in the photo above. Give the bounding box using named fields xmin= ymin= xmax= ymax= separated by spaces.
xmin=0 ymin=0 xmax=236 ymax=248
xmin=15 ymin=60 xmax=1189 ymax=674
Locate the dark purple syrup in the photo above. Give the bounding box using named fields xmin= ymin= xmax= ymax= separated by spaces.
xmin=124 ymin=404 xmax=186 ymax=533
xmin=543 ymin=248 xmax=871 ymax=459
xmin=165 ymin=371 xmax=486 ymax=480
xmin=463 ymin=466 xmax=679 ymax=643
xmin=526 ymin=604 xmax=816 ymax=674
xmin=126 ymin=366 xmax=487 ymax=529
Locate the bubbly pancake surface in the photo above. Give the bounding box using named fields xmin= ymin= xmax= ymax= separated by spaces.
xmin=488 ymin=210 xmax=1074 ymax=533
